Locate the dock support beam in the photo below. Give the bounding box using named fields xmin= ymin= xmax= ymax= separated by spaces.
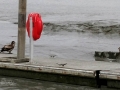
xmin=17 ymin=0 xmax=27 ymax=59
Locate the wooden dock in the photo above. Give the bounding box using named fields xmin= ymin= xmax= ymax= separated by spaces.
xmin=0 ymin=54 xmax=120 ymax=88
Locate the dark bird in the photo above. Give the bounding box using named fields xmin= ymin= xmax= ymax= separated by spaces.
xmin=0 ymin=41 xmax=15 ymax=54
xmin=56 ymin=63 xmax=67 ymax=67
xmin=49 ymin=54 xmax=56 ymax=58
xmin=118 ymin=47 xmax=120 ymax=52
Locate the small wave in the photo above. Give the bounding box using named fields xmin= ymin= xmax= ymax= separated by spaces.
xmin=44 ymin=21 xmax=120 ymax=34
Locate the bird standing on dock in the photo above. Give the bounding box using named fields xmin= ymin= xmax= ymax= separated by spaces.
xmin=0 ymin=41 xmax=15 ymax=54
xmin=56 ymin=63 xmax=67 ymax=67
xmin=49 ymin=54 xmax=56 ymax=58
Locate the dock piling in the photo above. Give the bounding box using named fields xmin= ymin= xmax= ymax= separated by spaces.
xmin=17 ymin=0 xmax=27 ymax=60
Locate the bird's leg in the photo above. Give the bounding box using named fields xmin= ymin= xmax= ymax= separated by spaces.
xmin=8 ymin=48 xmax=13 ymax=54
xmin=8 ymin=51 xmax=12 ymax=54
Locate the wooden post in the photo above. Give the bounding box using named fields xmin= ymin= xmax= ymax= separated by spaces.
xmin=17 ymin=0 xmax=27 ymax=59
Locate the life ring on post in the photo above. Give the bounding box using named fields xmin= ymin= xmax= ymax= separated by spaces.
xmin=26 ymin=13 xmax=43 ymax=41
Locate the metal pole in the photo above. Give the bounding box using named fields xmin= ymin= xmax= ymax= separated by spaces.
xmin=17 ymin=0 xmax=27 ymax=59
xmin=30 ymin=17 xmax=34 ymax=62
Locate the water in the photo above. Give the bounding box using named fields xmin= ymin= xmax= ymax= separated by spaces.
xmin=0 ymin=0 xmax=120 ymax=89
xmin=0 ymin=76 xmax=119 ymax=90
xmin=0 ymin=0 xmax=120 ymax=22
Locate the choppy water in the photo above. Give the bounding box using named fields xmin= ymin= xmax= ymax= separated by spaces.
xmin=0 ymin=76 xmax=119 ymax=90
xmin=0 ymin=0 xmax=120 ymax=90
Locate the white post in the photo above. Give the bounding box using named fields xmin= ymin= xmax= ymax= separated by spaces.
xmin=30 ymin=17 xmax=34 ymax=63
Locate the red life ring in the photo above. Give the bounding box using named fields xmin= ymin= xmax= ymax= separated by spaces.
xmin=26 ymin=13 xmax=43 ymax=41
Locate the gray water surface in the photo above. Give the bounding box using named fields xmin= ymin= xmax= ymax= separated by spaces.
xmin=0 ymin=76 xmax=119 ymax=90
